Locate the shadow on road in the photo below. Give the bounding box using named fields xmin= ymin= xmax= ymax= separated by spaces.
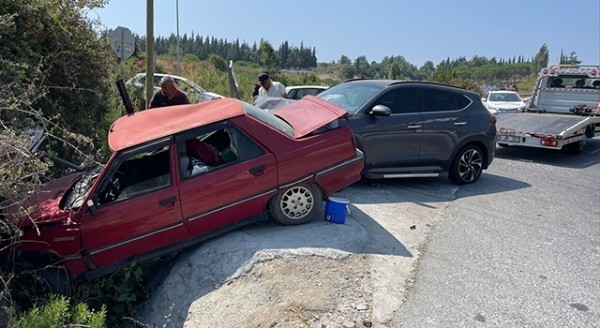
xmin=494 ymin=138 xmax=600 ymax=169
xmin=344 ymin=171 xmax=531 ymax=206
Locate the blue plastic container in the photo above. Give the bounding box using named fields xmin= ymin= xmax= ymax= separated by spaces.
xmin=325 ymin=197 xmax=350 ymax=224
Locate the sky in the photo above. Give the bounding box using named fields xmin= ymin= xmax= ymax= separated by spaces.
xmin=87 ymin=0 xmax=600 ymax=67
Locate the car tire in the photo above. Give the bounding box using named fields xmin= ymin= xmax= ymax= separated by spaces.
xmin=41 ymin=266 xmax=73 ymax=296
xmin=269 ymin=183 xmax=323 ymax=225
xmin=449 ymin=144 xmax=484 ymax=185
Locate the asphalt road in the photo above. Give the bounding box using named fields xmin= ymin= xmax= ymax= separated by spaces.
xmin=391 ymin=139 xmax=600 ymax=328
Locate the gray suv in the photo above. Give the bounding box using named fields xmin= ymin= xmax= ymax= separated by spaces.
xmin=318 ymin=80 xmax=496 ymax=184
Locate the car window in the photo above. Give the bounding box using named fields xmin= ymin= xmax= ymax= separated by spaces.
xmin=153 ymin=76 xmax=163 ymax=87
xmin=243 ymin=102 xmax=294 ymax=138
xmin=489 ymin=93 xmax=521 ymax=102
xmin=298 ymin=88 xmax=323 ymax=98
xmin=287 ymin=89 xmax=298 ymax=99
xmin=96 ymin=143 xmax=172 ymax=206
xmin=177 ymin=123 xmax=264 ymax=180
xmin=178 ymin=80 xmax=191 ymax=93
xmin=375 ymin=88 xmax=418 ymax=114
xmin=421 ymin=88 xmax=471 ymax=112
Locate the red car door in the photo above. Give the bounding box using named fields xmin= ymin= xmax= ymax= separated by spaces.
xmin=79 ymin=140 xmax=190 ymax=268
xmin=175 ymin=124 xmax=277 ymax=236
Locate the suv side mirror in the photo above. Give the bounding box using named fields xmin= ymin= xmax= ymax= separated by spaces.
xmin=370 ymin=105 xmax=391 ymax=116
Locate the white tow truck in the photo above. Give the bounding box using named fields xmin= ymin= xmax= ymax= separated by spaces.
xmin=495 ymin=64 xmax=600 ymax=153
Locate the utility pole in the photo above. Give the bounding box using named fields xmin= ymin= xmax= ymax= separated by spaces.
xmin=146 ymin=0 xmax=154 ymax=108
xmin=176 ymin=0 xmax=181 ymax=76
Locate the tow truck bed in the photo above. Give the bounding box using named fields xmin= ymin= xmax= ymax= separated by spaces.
xmin=496 ymin=112 xmax=592 ymax=136
xmin=495 ymin=112 xmax=600 ymax=151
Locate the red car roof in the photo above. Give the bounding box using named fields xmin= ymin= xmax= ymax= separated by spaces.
xmin=108 ymin=98 xmax=245 ymax=151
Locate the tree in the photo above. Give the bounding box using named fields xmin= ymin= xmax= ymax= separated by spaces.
xmin=533 ymin=43 xmax=549 ymax=73
xmin=258 ymin=40 xmax=279 ymax=73
xmin=419 ymin=61 xmax=436 ymax=79
xmin=560 ymin=51 xmax=582 ymax=65
xmin=209 ymin=54 xmax=227 ymax=72
xmin=339 ymin=55 xmax=351 ymax=65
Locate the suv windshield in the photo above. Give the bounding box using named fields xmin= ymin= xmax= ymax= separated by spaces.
xmin=318 ymin=83 xmax=385 ymax=114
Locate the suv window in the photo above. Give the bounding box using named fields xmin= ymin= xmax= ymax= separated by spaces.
xmin=376 ymin=88 xmax=418 ymax=114
xmin=422 ymin=88 xmax=470 ymax=112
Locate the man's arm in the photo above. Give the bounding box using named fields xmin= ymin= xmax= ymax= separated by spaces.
xmin=278 ymin=83 xmax=288 ymax=98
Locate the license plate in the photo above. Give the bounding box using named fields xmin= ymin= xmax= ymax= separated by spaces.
xmin=498 ymin=135 xmax=520 ymax=143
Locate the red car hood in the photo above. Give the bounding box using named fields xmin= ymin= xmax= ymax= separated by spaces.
xmin=273 ymin=95 xmax=348 ymax=138
xmin=2 ymin=172 xmax=82 ymax=228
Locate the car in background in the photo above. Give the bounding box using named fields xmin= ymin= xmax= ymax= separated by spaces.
xmin=0 ymin=97 xmax=363 ymax=293
xmin=286 ymin=85 xmax=329 ymax=100
xmin=126 ymin=73 xmax=224 ymax=102
xmin=317 ymin=80 xmax=496 ymax=184
xmin=481 ymin=90 xmax=527 ymax=114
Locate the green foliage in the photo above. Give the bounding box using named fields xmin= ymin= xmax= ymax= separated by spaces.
xmin=258 ymin=40 xmax=280 ymax=73
xmin=516 ymin=76 xmax=537 ymax=95
xmin=533 ymin=43 xmax=549 ymax=73
xmin=338 ymin=55 xmax=351 ymax=65
xmin=209 ymin=54 xmax=228 ymax=72
xmin=340 ymin=64 xmax=357 ymax=80
xmin=0 ymin=0 xmax=118 ymax=174
xmin=184 ymin=53 xmax=200 ymax=62
xmin=17 ymin=295 xmax=106 ymax=328
xmin=560 ymin=50 xmax=582 ymax=65
xmin=75 ymin=260 xmax=152 ymax=326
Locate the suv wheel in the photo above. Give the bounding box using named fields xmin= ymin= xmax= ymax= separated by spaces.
xmin=269 ymin=184 xmax=322 ymax=225
xmin=449 ymin=145 xmax=484 ymax=185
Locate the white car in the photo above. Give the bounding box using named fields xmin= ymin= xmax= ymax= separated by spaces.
xmin=481 ymin=90 xmax=526 ymax=114
xmin=285 ymin=85 xmax=329 ymax=100
xmin=125 ymin=73 xmax=224 ymax=103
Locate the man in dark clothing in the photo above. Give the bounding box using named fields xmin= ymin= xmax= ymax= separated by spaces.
xmin=149 ymin=76 xmax=190 ymax=108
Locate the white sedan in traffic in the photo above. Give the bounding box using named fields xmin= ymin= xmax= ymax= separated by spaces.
xmin=481 ymin=91 xmax=527 ymax=114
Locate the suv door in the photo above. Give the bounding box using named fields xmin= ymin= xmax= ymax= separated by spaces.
xmin=175 ymin=122 xmax=277 ymax=236
xmin=419 ymin=86 xmax=472 ymax=163
xmin=350 ymin=86 xmax=422 ymax=168
xmin=80 ymin=138 xmax=189 ymax=268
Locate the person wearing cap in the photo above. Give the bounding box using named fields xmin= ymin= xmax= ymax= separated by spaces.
xmin=149 ymin=75 xmax=190 ymax=108
xmin=255 ymin=72 xmax=288 ymax=100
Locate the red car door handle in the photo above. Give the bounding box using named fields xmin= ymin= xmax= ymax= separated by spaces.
xmin=249 ymin=165 xmax=265 ymax=177
xmin=159 ymin=196 xmax=176 ymax=208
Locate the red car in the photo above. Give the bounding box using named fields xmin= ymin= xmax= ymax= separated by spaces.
xmin=0 ymin=96 xmax=363 ymax=293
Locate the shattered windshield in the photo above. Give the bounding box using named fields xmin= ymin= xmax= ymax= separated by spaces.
xmin=63 ymin=165 xmax=103 ymax=210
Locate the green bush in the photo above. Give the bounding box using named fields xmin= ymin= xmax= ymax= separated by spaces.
xmin=18 ymin=295 xmax=105 ymax=328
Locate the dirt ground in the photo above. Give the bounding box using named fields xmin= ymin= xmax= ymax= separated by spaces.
xmin=136 ymin=180 xmax=454 ymax=327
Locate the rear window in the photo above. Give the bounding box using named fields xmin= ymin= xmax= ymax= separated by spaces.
xmin=547 ymin=75 xmax=598 ymax=89
xmin=243 ymin=102 xmax=294 ymax=138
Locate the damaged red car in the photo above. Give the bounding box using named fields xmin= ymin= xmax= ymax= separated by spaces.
xmin=0 ymin=96 xmax=363 ymax=293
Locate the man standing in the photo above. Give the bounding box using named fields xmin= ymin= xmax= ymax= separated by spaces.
xmin=256 ymin=72 xmax=288 ymax=99
xmin=149 ymin=76 xmax=190 ymax=108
